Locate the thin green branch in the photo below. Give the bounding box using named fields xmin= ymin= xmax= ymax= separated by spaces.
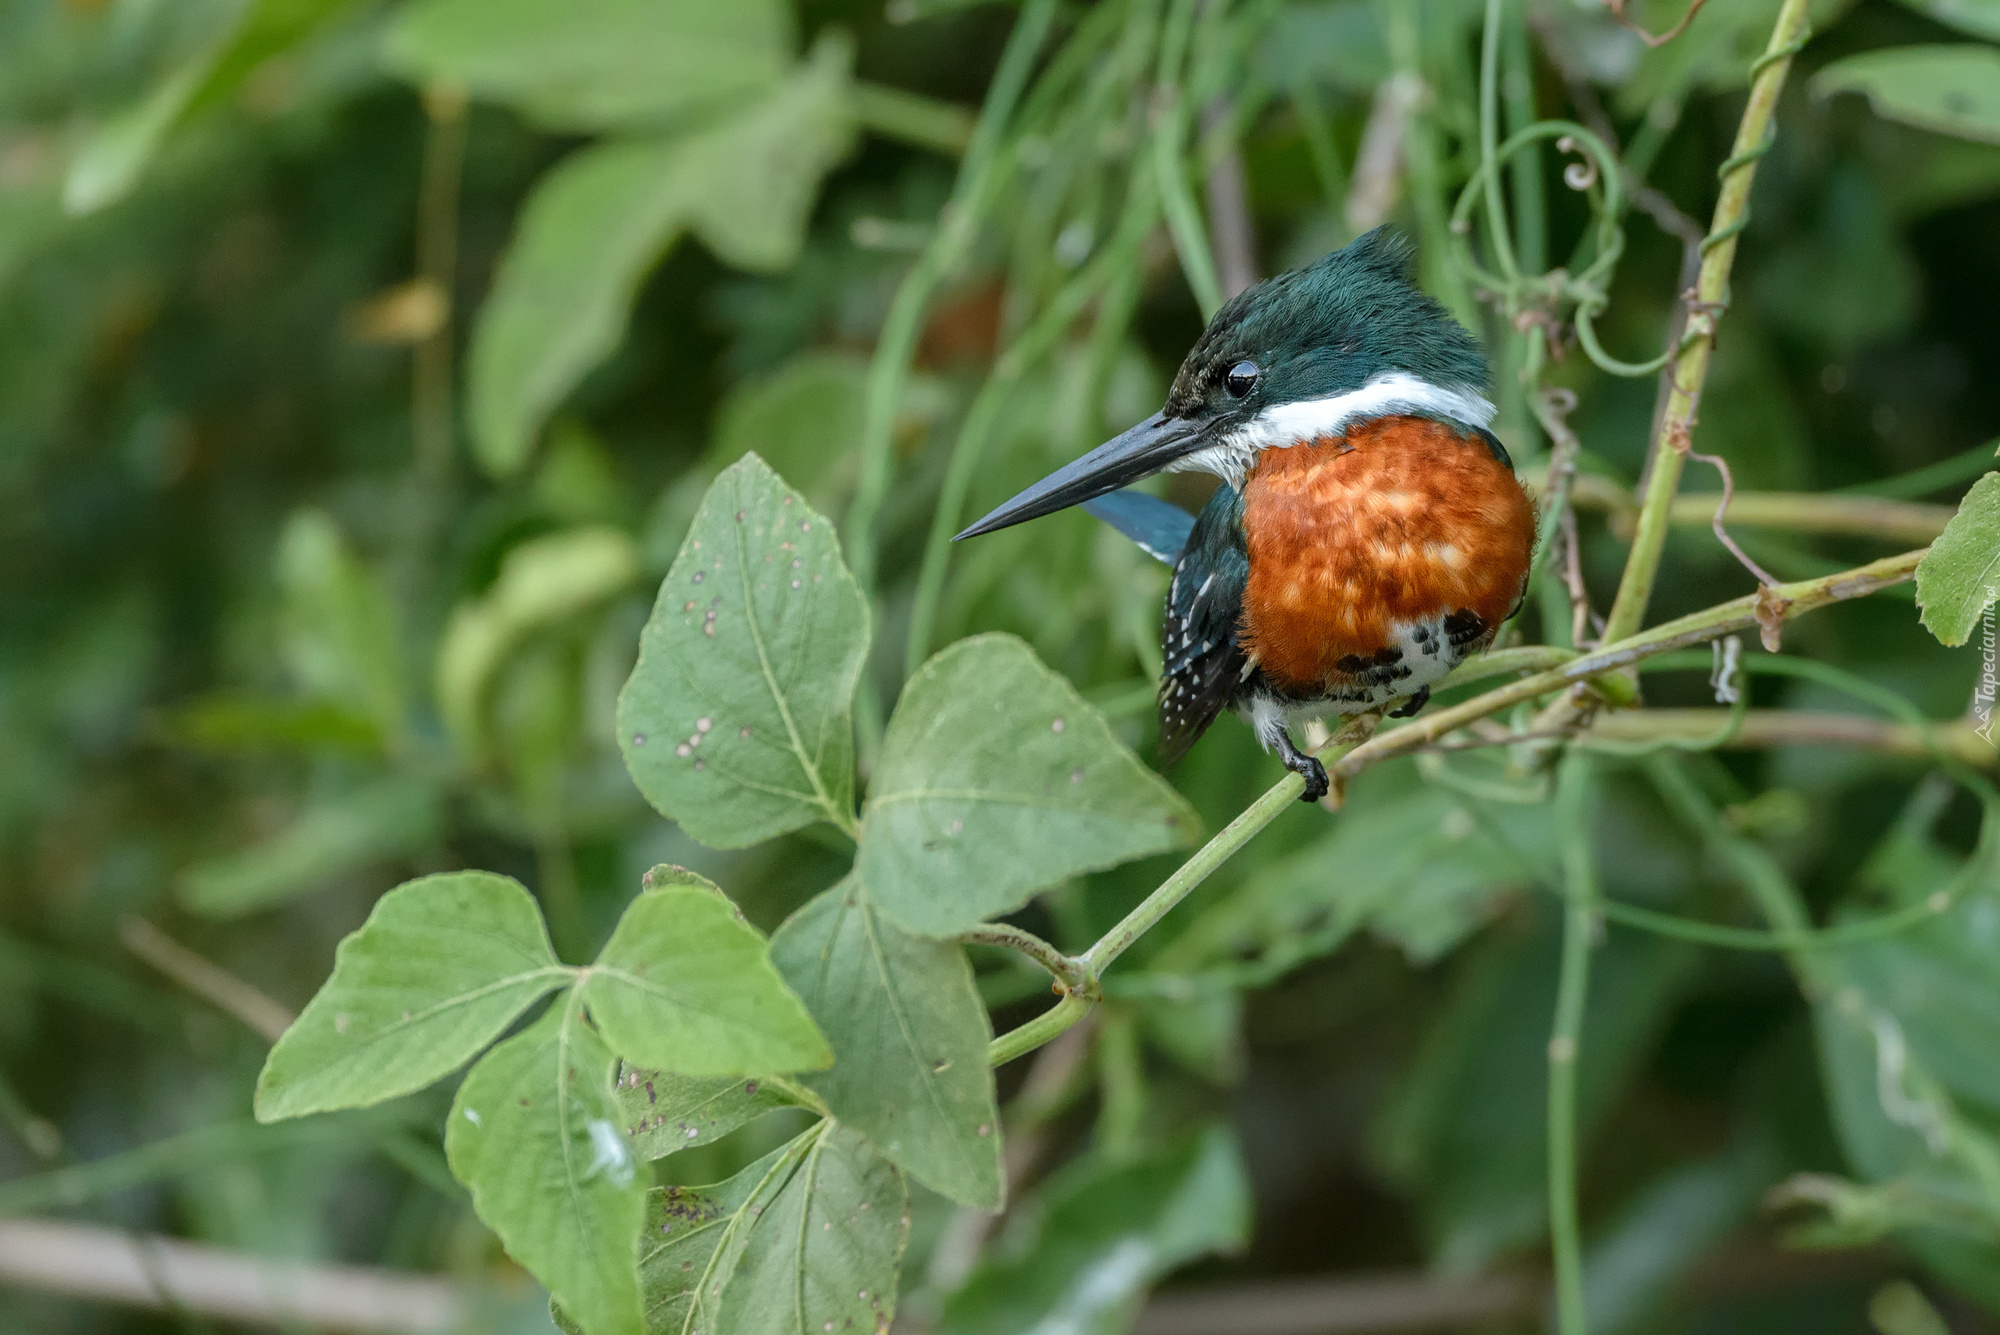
xmin=989 ymin=991 xmax=1093 ymax=1067
xmin=985 ymin=772 xmax=1305 ymax=1064
xmin=1599 ymin=0 xmax=1816 ymax=642
xmin=1340 ymin=547 xmax=1925 ymax=779
xmin=959 ymin=922 xmax=1091 ymax=995
xmin=1598 ymin=892 xmax=1957 ymax=954
xmin=1080 ymin=771 xmax=1305 ymax=978
xmin=1583 ymin=707 xmax=1993 ymax=766
xmin=1555 ymin=471 xmax=1956 ymax=545
xmin=1439 ymin=644 xmax=1580 ymax=690
xmin=1549 ymin=753 xmax=1597 ymax=1335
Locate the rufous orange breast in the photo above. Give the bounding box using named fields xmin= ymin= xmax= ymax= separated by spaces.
xmin=1239 ymin=414 xmax=1536 ymax=697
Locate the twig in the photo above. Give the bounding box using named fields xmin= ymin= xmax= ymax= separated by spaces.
xmin=1683 ymin=450 xmax=1793 ymax=650
xmin=1608 ymin=0 xmax=1710 ymax=48
xmin=1582 ymin=708 xmax=1995 ymax=765
xmin=958 ymin=922 xmax=1092 ymax=995
xmin=1546 ymin=470 xmax=1955 ymax=545
xmin=1336 ymin=546 xmax=1924 ymax=780
xmin=0 ymin=1218 xmax=460 ymax=1333
xmin=1130 ymin=1244 xmax=1895 ymax=1334
xmin=118 ymin=918 xmax=293 ymax=1043
xmin=1561 ymin=505 xmax=1595 ymax=647
xmin=1600 ymin=0 xmax=1815 ymax=642
xmin=1548 ymin=754 xmax=1599 ymax=1335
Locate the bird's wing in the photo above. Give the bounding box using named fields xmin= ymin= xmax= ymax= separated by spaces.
xmin=1082 ymin=489 xmax=1196 ymax=565
xmin=1157 ymin=489 xmax=1250 ymax=768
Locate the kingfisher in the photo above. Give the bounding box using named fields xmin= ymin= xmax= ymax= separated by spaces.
xmin=956 ymin=229 xmax=1536 ymax=802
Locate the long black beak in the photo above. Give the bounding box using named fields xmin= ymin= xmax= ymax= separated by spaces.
xmin=954 ymin=411 xmax=1205 ymax=540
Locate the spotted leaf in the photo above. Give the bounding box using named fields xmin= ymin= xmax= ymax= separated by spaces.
xmin=254 ymin=871 xmax=569 ymax=1121
xmin=618 ymin=454 xmax=868 ymax=847
xmin=696 ymin=1122 xmax=908 ymax=1335
xmin=580 ymin=865 xmax=830 ymax=1077
xmin=861 ymin=634 xmax=1199 ymax=936
xmin=449 ymin=1001 xmax=645 ymax=1335
xmin=770 ymin=878 xmax=1002 ymax=1209
xmin=614 ymin=1066 xmax=808 ymax=1162
xmin=556 ymin=1121 xmax=906 ymax=1335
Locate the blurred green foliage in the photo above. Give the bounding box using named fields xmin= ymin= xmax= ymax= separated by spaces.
xmin=5 ymin=0 xmax=2000 ymax=1331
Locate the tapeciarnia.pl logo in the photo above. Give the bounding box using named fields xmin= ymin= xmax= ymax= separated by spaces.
xmin=1976 ymin=592 xmax=1998 ymax=748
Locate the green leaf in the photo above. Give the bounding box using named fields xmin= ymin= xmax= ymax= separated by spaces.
xmin=1889 ymin=0 xmax=2000 ymax=42
xmin=860 ymin=634 xmax=1198 ymax=936
xmin=769 ymin=879 xmax=1002 ymax=1209
xmin=179 ymin=774 xmax=443 ymax=918
xmin=615 ymin=1066 xmax=809 ymax=1161
xmin=696 ymin=1122 xmax=908 ymax=1335
xmin=618 ymin=456 xmax=867 ymax=847
xmin=448 ymin=1001 xmax=644 ymax=1335
xmin=64 ymin=0 xmax=354 ymax=214
xmin=435 ymin=526 xmax=639 ymax=756
xmin=466 ymin=41 xmax=857 ymax=477
xmin=943 ymin=1125 xmax=1251 ymax=1335
xmin=255 ymin=871 xmax=568 ymax=1121
xmin=386 ymin=0 xmax=792 ymax=132
xmin=557 ymin=1123 xmax=907 ymax=1335
xmin=1814 ymin=47 xmax=2000 ymax=147
xmin=1916 ymin=471 xmax=2000 ymax=644
xmin=554 ymin=1145 xmax=772 ymax=1335
xmin=275 ymin=509 xmax=406 ymax=741
xmin=581 ymin=866 xmax=829 ymax=1076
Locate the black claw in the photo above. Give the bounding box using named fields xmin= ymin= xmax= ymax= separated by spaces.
xmin=1387 ymin=684 xmax=1431 ymax=719
xmin=1276 ymin=731 xmax=1331 ymax=802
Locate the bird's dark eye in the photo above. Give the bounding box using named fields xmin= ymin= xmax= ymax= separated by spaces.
xmin=1223 ymin=360 xmax=1260 ymax=398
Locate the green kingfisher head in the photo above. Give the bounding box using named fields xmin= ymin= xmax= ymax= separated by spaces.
xmin=956 ymin=228 xmax=1493 ymax=539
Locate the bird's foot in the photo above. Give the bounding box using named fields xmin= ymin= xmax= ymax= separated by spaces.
xmin=1275 ymin=731 xmax=1330 ymax=803
xmin=1387 ymin=684 xmax=1431 ymax=719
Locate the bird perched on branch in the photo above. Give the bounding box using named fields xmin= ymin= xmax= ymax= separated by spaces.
xmin=956 ymin=229 xmax=1536 ymax=802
